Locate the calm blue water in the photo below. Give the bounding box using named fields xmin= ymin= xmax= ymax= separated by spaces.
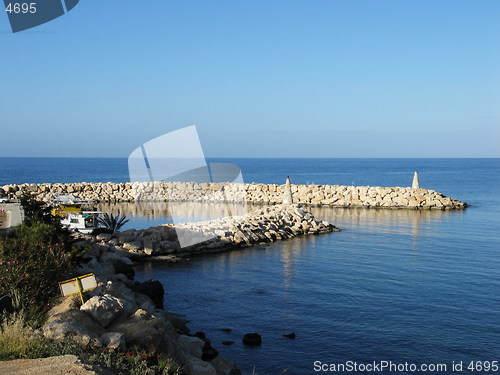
xmin=1 ymin=158 xmax=499 ymax=374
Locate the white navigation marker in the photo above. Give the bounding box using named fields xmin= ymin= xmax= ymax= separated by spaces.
xmin=283 ymin=176 xmax=293 ymax=204
xmin=412 ymin=171 xmax=420 ymax=189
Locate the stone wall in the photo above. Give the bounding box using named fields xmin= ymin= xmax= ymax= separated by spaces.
xmin=0 ymin=181 xmax=467 ymax=209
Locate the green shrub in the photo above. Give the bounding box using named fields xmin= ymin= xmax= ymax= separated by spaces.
xmin=97 ymin=213 xmax=129 ymax=233
xmin=0 ymin=222 xmax=81 ymax=323
xmin=19 ymin=194 xmax=59 ymax=227
xmin=85 ymin=350 xmax=183 ymax=375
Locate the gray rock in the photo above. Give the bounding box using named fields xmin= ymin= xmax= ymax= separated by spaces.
xmin=43 ymin=310 xmax=105 ymax=349
xmin=108 ymin=309 xmax=167 ymax=353
xmin=178 ymin=335 xmax=204 ymax=358
xmin=96 ymin=233 xmax=112 ymax=241
xmin=80 ymin=294 xmax=124 ymax=327
xmin=211 ymin=356 xmax=242 ymax=375
xmin=183 ymin=357 xmax=217 ymax=375
xmin=100 ymin=332 xmax=126 ymax=351
xmin=123 ymin=241 xmax=142 ymax=252
xmin=142 ymin=238 xmax=153 ymax=255
xmin=108 ymin=238 xmax=119 ymax=246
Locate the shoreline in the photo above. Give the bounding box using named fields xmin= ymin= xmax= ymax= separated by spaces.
xmin=12 ymin=205 xmax=337 ymax=374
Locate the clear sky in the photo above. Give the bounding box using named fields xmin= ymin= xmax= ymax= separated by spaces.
xmin=0 ymin=0 xmax=498 ymax=158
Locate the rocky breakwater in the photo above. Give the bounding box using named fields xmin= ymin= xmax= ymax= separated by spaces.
xmin=0 ymin=182 xmax=467 ymax=209
xmin=95 ymin=205 xmax=339 ymax=258
xmin=42 ymin=238 xmax=240 ymax=375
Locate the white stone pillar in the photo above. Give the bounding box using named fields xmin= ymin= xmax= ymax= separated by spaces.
xmin=412 ymin=171 xmax=420 ymax=189
xmin=283 ymin=176 xmax=293 ymax=204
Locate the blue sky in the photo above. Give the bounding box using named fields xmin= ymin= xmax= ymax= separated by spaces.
xmin=0 ymin=0 xmax=498 ymax=157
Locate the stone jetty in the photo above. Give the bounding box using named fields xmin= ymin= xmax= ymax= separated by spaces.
xmin=98 ymin=204 xmax=339 ymax=258
xmin=0 ymin=181 xmax=467 ymax=209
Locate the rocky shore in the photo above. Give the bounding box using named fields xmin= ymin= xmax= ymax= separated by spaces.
xmin=0 ymin=182 xmax=467 ymax=209
xmin=39 ymin=205 xmax=337 ymax=374
xmin=42 ymin=237 xmax=240 ymax=375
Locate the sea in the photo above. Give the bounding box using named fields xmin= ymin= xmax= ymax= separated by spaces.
xmin=0 ymin=158 xmax=499 ymax=375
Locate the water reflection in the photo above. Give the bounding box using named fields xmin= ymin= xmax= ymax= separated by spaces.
xmin=310 ymin=206 xmax=464 ymax=238
xmin=98 ymin=201 xmax=248 ymax=228
xmin=98 ymin=202 xmax=463 ymax=235
xmin=279 ymin=237 xmax=311 ymax=289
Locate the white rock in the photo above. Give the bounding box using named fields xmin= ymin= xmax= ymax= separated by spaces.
xmin=80 ymin=294 xmax=124 ymax=327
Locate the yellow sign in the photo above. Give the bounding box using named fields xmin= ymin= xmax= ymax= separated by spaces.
xmin=59 ymin=273 xmax=98 ymax=304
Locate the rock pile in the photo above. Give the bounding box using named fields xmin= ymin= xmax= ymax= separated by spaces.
xmin=42 ymin=239 xmax=240 ymax=375
xmin=0 ymin=181 xmax=467 ymax=209
xmin=94 ymin=205 xmax=340 ymax=258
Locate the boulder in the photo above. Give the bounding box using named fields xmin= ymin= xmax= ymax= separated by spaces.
xmin=108 ymin=309 xmax=167 ymax=353
xmin=133 ymin=279 xmax=164 ymax=309
xmin=183 ymin=357 xmax=217 ymax=375
xmin=43 ymin=310 xmax=105 ymax=349
xmin=100 ymin=332 xmax=126 ymax=351
xmin=123 ymin=241 xmax=142 ymax=252
xmin=211 ymin=356 xmax=242 ymax=375
xmin=46 ymin=295 xmax=81 ymax=317
xmin=242 ymin=333 xmax=262 ymax=346
xmin=80 ymin=294 xmax=125 ymax=327
xmin=178 ymin=335 xmax=204 ymax=358
xmin=96 ymin=233 xmax=112 ymax=241
xmin=112 ymin=261 xmax=135 ymax=280
xmin=143 ymin=239 xmax=154 ymax=255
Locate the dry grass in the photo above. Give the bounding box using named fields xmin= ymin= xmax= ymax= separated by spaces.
xmin=0 ymin=310 xmax=45 ymax=359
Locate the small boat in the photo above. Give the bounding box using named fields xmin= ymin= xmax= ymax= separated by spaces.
xmin=51 ymin=194 xmax=97 ymax=217
xmin=60 ymin=211 xmax=102 ymax=234
xmin=51 ymin=194 xmax=102 ymax=233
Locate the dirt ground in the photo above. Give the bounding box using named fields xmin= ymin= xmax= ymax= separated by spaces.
xmin=0 ymin=355 xmax=115 ymax=375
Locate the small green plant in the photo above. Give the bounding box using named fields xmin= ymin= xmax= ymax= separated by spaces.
xmin=97 ymin=213 xmax=129 ymax=233
xmin=72 ymin=349 xmax=183 ymax=375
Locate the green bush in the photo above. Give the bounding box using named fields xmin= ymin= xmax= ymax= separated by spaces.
xmin=19 ymin=194 xmax=59 ymax=227
xmin=0 ymin=222 xmax=81 ymax=323
xmin=97 ymin=213 xmax=129 ymax=233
